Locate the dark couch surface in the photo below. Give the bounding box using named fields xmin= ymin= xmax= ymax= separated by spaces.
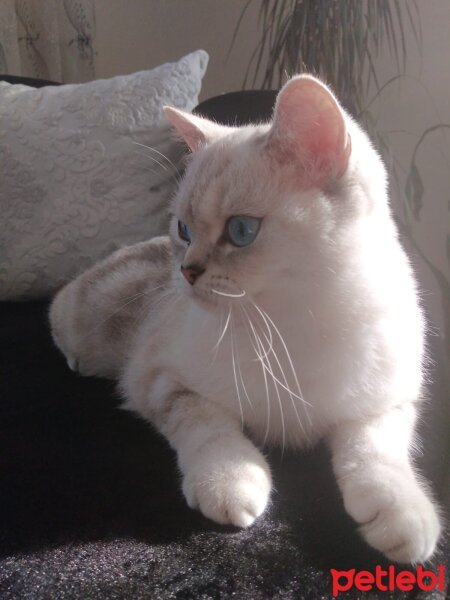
xmin=1 ymin=299 xmax=449 ymax=600
xmin=0 ymin=81 xmax=449 ymax=599
xmin=0 ymin=300 xmax=448 ymax=600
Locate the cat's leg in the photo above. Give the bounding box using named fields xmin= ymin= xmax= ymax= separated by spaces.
xmin=329 ymin=404 xmax=441 ymax=563
xmin=147 ymin=380 xmax=272 ymax=527
xmin=49 ymin=238 xmax=172 ymax=379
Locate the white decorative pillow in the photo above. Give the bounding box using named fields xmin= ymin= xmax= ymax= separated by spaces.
xmin=0 ymin=49 xmax=208 ymax=300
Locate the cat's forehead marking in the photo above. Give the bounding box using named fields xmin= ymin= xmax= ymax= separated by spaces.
xmin=184 ymin=147 xmax=233 ymax=223
xmin=196 ymin=146 xmax=232 ymax=196
xmin=180 ymin=130 xmax=271 ymax=229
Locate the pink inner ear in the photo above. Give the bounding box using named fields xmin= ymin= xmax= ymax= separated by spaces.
xmin=270 ymin=76 xmax=351 ymax=184
xmin=163 ymin=106 xmax=206 ymax=152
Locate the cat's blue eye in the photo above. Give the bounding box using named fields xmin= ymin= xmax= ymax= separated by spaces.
xmin=227 ymin=216 xmax=261 ymax=247
xmin=178 ymin=220 xmax=191 ymax=244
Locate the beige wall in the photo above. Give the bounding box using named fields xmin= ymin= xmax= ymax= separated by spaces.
xmin=95 ymin=0 xmax=264 ymax=100
xmin=367 ymin=1 xmax=450 ymax=334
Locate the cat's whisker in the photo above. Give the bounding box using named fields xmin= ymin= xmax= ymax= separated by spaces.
xmin=241 ymin=304 xmax=285 ymax=449
xmin=132 ymin=149 xmax=180 ymax=189
xmin=232 ymin=311 xmax=253 ymax=411
xmin=249 ymin=302 xmax=300 ymax=391
xmin=251 ymin=318 xmax=286 ymax=452
xmin=244 ymin=305 xmax=305 ymax=404
xmin=132 ymin=141 xmax=182 ymax=179
xmin=257 ymin=304 xmax=313 ymax=430
xmin=239 ymin=305 xmax=272 ymax=445
xmin=125 ymin=285 xmax=173 ymax=331
xmin=241 ymin=302 xmax=306 ymax=441
xmin=248 ymin=303 xmax=308 ymax=439
xmin=146 ymin=288 xmax=180 ymax=317
xmin=129 ymin=287 xmax=184 ymax=340
xmin=131 ymin=152 xmax=164 ymax=178
xmin=210 ymin=309 xmax=224 ymax=366
xmin=254 ymin=302 xmax=312 ymax=409
xmin=230 ymin=307 xmax=244 ymax=431
xmin=134 ymin=290 xmax=182 ymax=336
xmin=132 ymin=149 xmax=169 ymax=172
xmin=211 ymin=288 xmax=246 ymax=298
xmin=307 ymin=307 xmax=317 ymax=323
xmin=77 ymin=284 xmax=168 ymax=343
xmin=243 ymin=298 xmax=312 ymax=442
xmin=250 ymin=332 xmax=292 ymax=446
xmin=212 ymin=305 xmax=232 ymax=354
xmin=241 ymin=303 xmax=273 ymax=361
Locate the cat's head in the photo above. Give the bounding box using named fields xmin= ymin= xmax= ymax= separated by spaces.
xmin=164 ymin=75 xmax=385 ymax=309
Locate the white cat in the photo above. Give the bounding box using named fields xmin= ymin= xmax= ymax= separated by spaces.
xmin=50 ymin=75 xmax=441 ymax=563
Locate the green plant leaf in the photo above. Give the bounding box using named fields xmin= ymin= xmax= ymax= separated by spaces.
xmin=405 ymin=163 xmax=424 ymax=221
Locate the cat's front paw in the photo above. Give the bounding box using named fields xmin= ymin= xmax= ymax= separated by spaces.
xmin=182 ymin=457 xmax=271 ymax=528
xmin=343 ymin=473 xmax=441 ymax=563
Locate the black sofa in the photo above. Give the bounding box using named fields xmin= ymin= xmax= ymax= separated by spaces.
xmin=1 ymin=76 xmax=449 ymax=599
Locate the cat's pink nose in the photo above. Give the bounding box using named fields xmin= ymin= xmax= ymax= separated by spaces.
xmin=181 ymin=264 xmax=205 ymax=285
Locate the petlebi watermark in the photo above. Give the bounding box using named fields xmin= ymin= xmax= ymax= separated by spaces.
xmin=330 ymin=564 xmax=446 ymax=597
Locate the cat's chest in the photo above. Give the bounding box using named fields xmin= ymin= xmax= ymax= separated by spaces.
xmin=165 ymin=301 xmax=326 ymax=446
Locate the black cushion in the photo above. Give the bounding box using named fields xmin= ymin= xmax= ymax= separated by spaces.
xmin=0 ymin=74 xmax=60 ymax=87
xmin=195 ymin=90 xmax=277 ymax=125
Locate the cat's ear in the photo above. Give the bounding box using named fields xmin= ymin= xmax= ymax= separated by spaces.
xmin=163 ymin=107 xmax=228 ymax=153
xmin=268 ymin=75 xmax=351 ymax=184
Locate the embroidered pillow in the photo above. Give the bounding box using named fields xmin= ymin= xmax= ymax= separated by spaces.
xmin=0 ymin=49 xmax=208 ymax=299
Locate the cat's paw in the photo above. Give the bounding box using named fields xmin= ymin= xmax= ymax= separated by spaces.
xmin=343 ymin=474 xmax=441 ymax=563
xmin=60 ymin=349 xmax=89 ymax=375
xmin=65 ymin=353 xmax=79 ymax=372
xmin=182 ymin=458 xmax=271 ymax=528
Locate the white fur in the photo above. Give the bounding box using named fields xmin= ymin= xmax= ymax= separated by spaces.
xmin=51 ymin=76 xmax=441 ymax=563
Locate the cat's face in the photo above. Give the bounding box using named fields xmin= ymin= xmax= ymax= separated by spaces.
xmin=165 ymin=76 xmax=353 ymax=309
